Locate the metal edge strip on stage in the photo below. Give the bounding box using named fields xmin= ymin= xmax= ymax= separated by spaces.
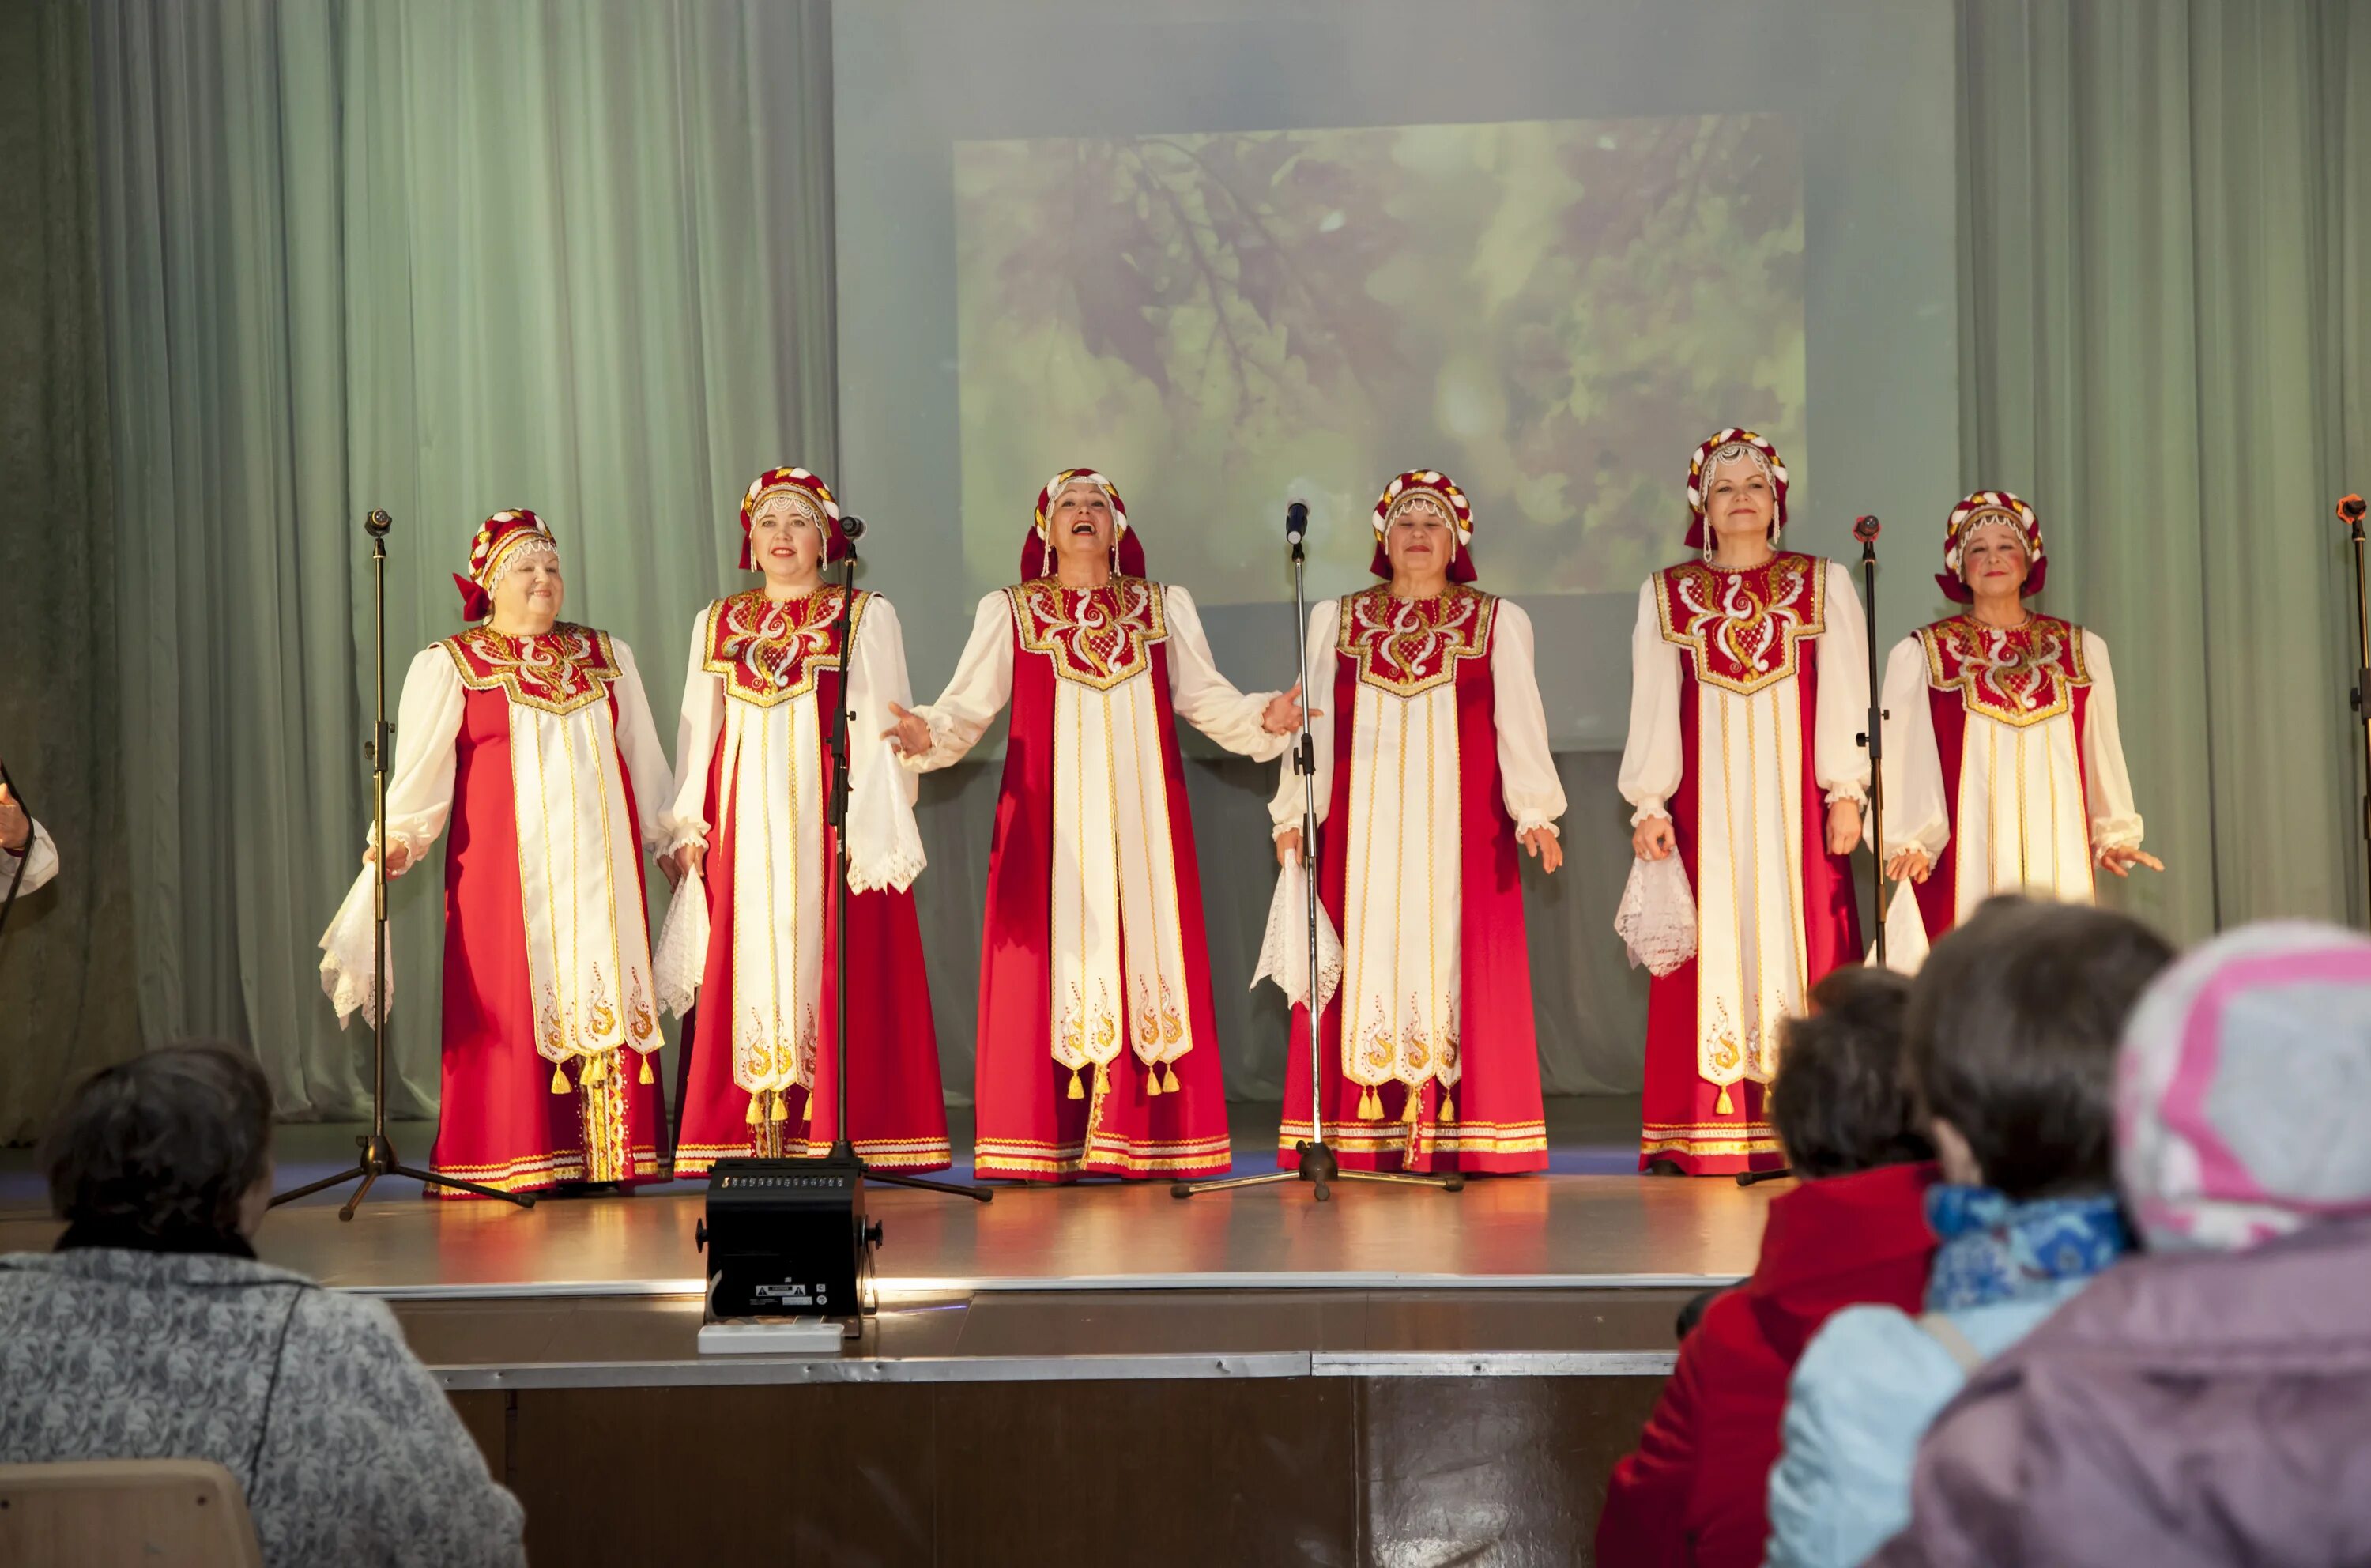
xmin=356 ymin=1269 xmax=1742 ymax=1301
xmin=428 ymin=1348 xmax=1679 ymax=1389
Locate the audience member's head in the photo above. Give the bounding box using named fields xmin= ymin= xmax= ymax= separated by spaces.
xmin=2117 ymin=921 xmax=2371 ymax=1253
xmin=1903 ymin=895 xmax=2174 ymax=1198
xmin=1770 ymin=967 xmax=1932 ymax=1178
xmin=43 ymin=1042 xmax=275 ymax=1243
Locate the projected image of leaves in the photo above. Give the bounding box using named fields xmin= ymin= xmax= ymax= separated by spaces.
xmin=955 ymin=116 xmax=1803 ymax=599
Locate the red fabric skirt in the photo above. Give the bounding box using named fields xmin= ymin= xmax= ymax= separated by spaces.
xmin=428 ymin=687 xmax=668 ymax=1197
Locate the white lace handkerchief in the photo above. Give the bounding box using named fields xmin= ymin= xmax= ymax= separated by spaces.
xmin=652 ymin=866 xmax=711 ymax=1020
xmin=1615 ymin=854 xmax=1697 ymax=978
xmin=1250 ymin=854 xmax=1344 ymax=1012
xmin=1868 ymin=879 xmax=1932 ymax=974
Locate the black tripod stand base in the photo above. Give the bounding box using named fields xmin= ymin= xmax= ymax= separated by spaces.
xmin=865 ymin=1168 xmax=993 ymax=1204
xmin=820 ymin=1140 xmax=993 ymax=1203
xmin=268 ymin=1131 xmax=535 ymax=1218
xmin=1170 ymin=1140 xmax=1465 ymax=1200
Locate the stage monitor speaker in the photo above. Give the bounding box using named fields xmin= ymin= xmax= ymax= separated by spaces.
xmin=695 ymin=1154 xmax=880 ymax=1320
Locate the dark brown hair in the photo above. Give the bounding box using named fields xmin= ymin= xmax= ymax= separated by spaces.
xmin=1903 ymin=896 xmax=2174 ymax=1200
xmin=43 ymin=1042 xmax=274 ymax=1235
xmin=1769 ymin=967 xmax=1932 ymax=1178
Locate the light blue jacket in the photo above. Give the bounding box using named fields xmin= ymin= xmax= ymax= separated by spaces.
xmin=1759 ymin=1280 xmax=2090 ymax=1568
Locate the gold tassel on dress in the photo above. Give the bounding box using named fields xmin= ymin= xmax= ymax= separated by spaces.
xmin=1715 ymin=1084 xmax=1733 ymax=1114
xmin=1067 ymin=1069 xmax=1084 ymax=1100
xmin=769 ymin=1092 xmax=790 ymax=1123
xmin=638 ymin=1054 xmax=654 ymax=1085
xmin=550 ymin=1060 xmax=570 ymax=1095
xmin=1144 ymin=1061 xmax=1164 ymax=1097
xmin=745 ymin=1091 xmax=765 ymax=1127
xmin=1163 ymin=1061 xmax=1181 ymax=1095
xmin=1358 ymin=1085 xmax=1381 ymax=1120
xmin=1400 ymin=1087 xmax=1421 ymax=1125
xmin=1441 ymin=1090 xmax=1457 ymax=1123
xmin=801 ymin=1090 xmax=814 ymax=1125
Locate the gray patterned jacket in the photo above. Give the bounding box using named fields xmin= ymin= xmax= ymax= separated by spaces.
xmin=0 ymin=1247 xmax=526 ymax=1567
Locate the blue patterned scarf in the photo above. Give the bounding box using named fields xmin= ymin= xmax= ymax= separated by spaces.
xmin=1923 ymin=1185 xmax=2131 ymax=1312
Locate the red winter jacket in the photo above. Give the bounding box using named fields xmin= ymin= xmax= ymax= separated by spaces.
xmin=1595 ymin=1161 xmax=1939 ymax=1568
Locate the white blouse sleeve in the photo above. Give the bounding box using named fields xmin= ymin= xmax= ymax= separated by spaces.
xmin=1815 ymin=561 xmax=1873 ymax=806
xmin=1269 ymin=600 xmax=1338 ymax=835
xmin=2080 ymin=631 xmax=2146 ymax=852
xmin=375 ymin=648 xmax=468 ymax=862
xmin=1163 ymin=585 xmax=1292 ymax=763
xmin=1617 ymin=579 xmax=1682 ymax=824
xmin=321 ymin=646 xmax=465 ymax=1027
xmin=665 ymin=609 xmax=723 ymax=850
xmin=846 ymin=597 xmax=929 ymax=894
xmin=1880 ymin=635 xmax=1950 ymax=860
xmin=1490 ymin=601 xmax=1566 ymax=836
xmin=607 ymin=639 xmax=680 ymax=854
xmin=901 ymin=592 xmax=1015 ymax=773
xmin=4 ymin=820 xmax=58 ymax=897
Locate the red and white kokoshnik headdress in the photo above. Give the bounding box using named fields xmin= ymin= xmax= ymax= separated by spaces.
xmin=454 ymin=508 xmax=557 ymax=620
xmin=740 ymin=466 xmax=847 ymax=570
xmin=1939 ymin=488 xmax=2048 ymax=603
xmin=1370 ymin=469 xmax=1477 ymax=583
xmin=1684 ymin=428 xmax=1790 ymax=550
xmin=1022 ymin=466 xmax=1147 ymax=579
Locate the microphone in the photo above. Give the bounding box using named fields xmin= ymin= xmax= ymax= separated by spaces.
xmin=2340 ymin=495 xmax=2368 ymax=526
xmin=1852 ymin=514 xmax=1881 ymax=543
xmin=364 ymin=508 xmax=394 ymax=537
xmin=839 ymin=514 xmax=868 ymax=542
xmin=1286 ymin=501 xmax=1309 ymax=544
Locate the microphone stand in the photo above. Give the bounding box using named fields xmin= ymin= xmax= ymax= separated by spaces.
xmin=1853 ymin=517 xmax=1887 ymax=970
xmin=0 ymin=760 xmax=37 ymax=951
xmin=273 ymin=510 xmax=531 ymax=1216
xmin=2343 ymin=495 xmax=2371 ymax=913
xmin=1175 ymin=505 xmax=1462 ymax=1200
xmin=806 ymin=518 xmax=989 ymax=1203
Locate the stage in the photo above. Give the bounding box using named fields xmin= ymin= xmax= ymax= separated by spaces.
xmin=0 ymin=1097 xmax=1762 ymax=1563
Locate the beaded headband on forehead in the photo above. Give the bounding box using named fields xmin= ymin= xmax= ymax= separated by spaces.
xmin=1368 ymin=469 xmax=1477 ymax=583
xmin=1939 ymin=488 xmax=2048 ymax=603
xmin=738 ymin=466 xmax=845 ymax=569
xmin=454 ymin=508 xmax=557 ymax=620
xmin=1684 ymin=428 xmax=1790 ymax=548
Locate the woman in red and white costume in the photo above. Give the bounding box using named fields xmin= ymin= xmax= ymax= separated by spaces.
xmin=660 ymin=466 xmax=949 ymax=1174
xmin=1619 ymin=431 xmax=1869 ymax=1176
xmin=1879 ymin=490 xmax=2159 ymax=945
xmin=884 ymin=469 xmax=1304 ymax=1182
xmin=1269 ymin=471 xmax=1564 ymax=1173
xmin=319 ymin=510 xmax=676 ymax=1196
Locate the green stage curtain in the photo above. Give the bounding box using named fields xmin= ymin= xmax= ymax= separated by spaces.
xmin=83 ymin=0 xmax=836 ymax=1120
xmin=1958 ymin=0 xmax=2371 ymax=939
xmin=0 ymin=0 xmax=140 ymax=1143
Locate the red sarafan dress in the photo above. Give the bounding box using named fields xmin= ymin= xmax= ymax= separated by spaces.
xmin=905 ymin=572 xmax=1288 ymax=1180
xmin=1270 ymin=583 xmax=1565 ymax=1173
xmin=657 ymin=586 xmax=949 ymax=1174
xmin=322 ymin=623 xmax=676 ymax=1195
xmin=1619 ymin=552 xmax=1870 ymax=1174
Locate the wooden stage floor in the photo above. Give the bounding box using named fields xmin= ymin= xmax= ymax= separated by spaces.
xmin=0 ymin=1097 xmax=1775 ymax=1300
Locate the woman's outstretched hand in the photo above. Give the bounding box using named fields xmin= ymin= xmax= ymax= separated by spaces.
xmin=1261 ymin=681 xmax=1317 ymax=736
xmin=884 ymin=701 xmax=932 ymax=758
xmin=2098 ymin=845 xmax=2165 ymax=878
